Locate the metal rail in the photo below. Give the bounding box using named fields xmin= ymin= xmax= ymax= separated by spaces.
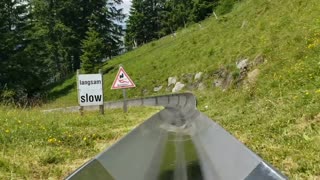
xmin=62 ymin=93 xmax=287 ymax=180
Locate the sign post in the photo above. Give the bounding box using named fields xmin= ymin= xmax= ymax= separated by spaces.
xmin=122 ymin=89 xmax=127 ymax=113
xmin=77 ymin=70 xmax=84 ymax=116
xmin=77 ymin=70 xmax=104 ymax=115
xmin=111 ymin=65 xmax=136 ymax=113
xmin=99 ymin=69 xmax=104 ymax=115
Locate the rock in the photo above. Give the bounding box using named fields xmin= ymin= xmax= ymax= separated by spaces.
xmin=236 ymin=59 xmax=249 ymax=70
xmin=153 ymin=86 xmax=162 ymax=92
xmin=172 ymin=82 xmax=185 ymax=93
xmin=253 ymin=55 xmax=265 ymax=66
xmin=247 ymin=69 xmax=260 ymax=84
xmin=214 ymin=79 xmax=224 ymax=87
xmin=212 ymin=67 xmax=233 ymax=90
xmin=198 ymin=82 xmax=206 ymax=90
xmin=194 ymin=72 xmax=203 ymax=81
xmin=213 ymin=74 xmax=233 ymax=90
xmin=181 ymin=73 xmax=193 ymax=84
xmin=168 ymin=77 xmax=177 ymax=86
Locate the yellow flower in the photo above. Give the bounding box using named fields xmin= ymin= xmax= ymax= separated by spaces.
xmin=83 ymin=137 xmax=87 ymax=141
xmin=48 ymin=138 xmax=57 ymax=143
xmin=5 ymin=129 xmax=10 ymax=133
xmin=305 ymin=92 xmax=309 ymax=95
xmin=18 ymin=120 xmax=21 ymax=124
xmin=316 ymin=89 xmax=320 ymax=93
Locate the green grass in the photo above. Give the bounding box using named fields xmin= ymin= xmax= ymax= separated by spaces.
xmin=0 ymin=106 xmax=160 ymax=179
xmin=2 ymin=0 xmax=320 ymax=178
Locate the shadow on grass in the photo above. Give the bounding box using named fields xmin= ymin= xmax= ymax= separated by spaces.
xmin=44 ymin=75 xmax=76 ymax=102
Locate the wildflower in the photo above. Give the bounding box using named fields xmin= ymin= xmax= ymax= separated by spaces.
xmin=18 ymin=120 xmax=21 ymax=124
xmin=5 ymin=129 xmax=10 ymax=133
xmin=48 ymin=138 xmax=57 ymax=143
xmin=305 ymin=92 xmax=309 ymax=95
xmin=83 ymin=137 xmax=87 ymax=141
xmin=316 ymin=89 xmax=320 ymax=93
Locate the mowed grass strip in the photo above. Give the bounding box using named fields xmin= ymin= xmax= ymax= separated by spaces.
xmin=0 ymin=106 xmax=160 ymax=179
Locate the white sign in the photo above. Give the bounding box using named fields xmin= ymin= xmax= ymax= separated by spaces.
xmin=78 ymin=74 xmax=103 ymax=106
xmin=111 ymin=67 xmax=136 ymax=89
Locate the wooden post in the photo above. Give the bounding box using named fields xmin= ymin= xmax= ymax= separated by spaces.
xmin=77 ymin=69 xmax=84 ymax=116
xmin=99 ymin=69 xmax=105 ymax=115
xmin=122 ymin=88 xmax=128 ymax=113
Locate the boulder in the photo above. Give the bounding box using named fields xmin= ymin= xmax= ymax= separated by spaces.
xmin=214 ymin=79 xmax=224 ymax=87
xmin=194 ymin=72 xmax=203 ymax=81
xmin=212 ymin=67 xmax=233 ymax=90
xmin=168 ymin=77 xmax=177 ymax=86
xmin=153 ymin=86 xmax=163 ymax=92
xmin=172 ymin=82 xmax=185 ymax=93
xmin=213 ymin=74 xmax=233 ymax=90
xmin=236 ymin=59 xmax=249 ymax=70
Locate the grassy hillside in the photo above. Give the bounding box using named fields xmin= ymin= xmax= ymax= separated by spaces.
xmin=2 ymin=0 xmax=319 ymax=179
xmin=48 ymin=0 xmax=320 ymax=107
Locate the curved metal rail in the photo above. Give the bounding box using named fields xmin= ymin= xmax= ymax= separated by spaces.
xmin=43 ymin=93 xmax=196 ymax=113
xmin=63 ymin=93 xmax=287 ymax=180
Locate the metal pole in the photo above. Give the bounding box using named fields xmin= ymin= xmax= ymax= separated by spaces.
xmin=122 ymin=88 xmax=128 ymax=113
xmin=99 ymin=69 xmax=105 ymax=115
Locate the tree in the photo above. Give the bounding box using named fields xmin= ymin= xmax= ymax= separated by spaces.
xmin=1 ymin=0 xmax=125 ymax=104
xmin=125 ymin=0 xmax=220 ymax=50
xmin=80 ymin=28 xmax=105 ymax=73
xmin=29 ymin=0 xmax=124 ymax=77
xmin=125 ymin=0 xmax=166 ymax=49
xmin=0 ymin=0 xmax=44 ymax=102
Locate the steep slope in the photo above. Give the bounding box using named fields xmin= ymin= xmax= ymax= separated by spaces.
xmin=47 ymin=0 xmax=320 ymax=178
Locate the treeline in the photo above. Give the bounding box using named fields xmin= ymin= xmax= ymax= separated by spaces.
xmin=125 ymin=0 xmax=238 ymax=49
xmin=0 ymin=0 xmax=124 ymax=104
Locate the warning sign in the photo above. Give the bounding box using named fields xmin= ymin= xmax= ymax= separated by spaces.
xmin=111 ymin=67 xmax=136 ymax=89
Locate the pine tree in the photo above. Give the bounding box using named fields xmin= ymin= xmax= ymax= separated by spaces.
xmin=80 ymin=28 xmax=105 ymax=73
xmin=0 ymin=0 xmax=39 ymax=101
xmin=125 ymin=0 xmax=166 ymax=49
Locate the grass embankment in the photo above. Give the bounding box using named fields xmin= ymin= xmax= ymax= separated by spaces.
xmin=1 ymin=0 xmax=320 ymax=179
xmin=0 ymin=106 xmax=160 ymax=179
